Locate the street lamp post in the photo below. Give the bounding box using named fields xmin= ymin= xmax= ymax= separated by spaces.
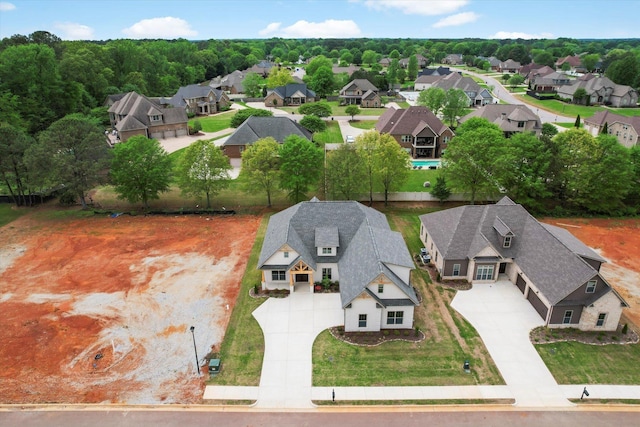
xmin=189 ymin=326 xmax=200 ymax=375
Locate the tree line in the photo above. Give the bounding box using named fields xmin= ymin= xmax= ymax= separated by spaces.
xmin=1 ymin=31 xmax=639 ymax=135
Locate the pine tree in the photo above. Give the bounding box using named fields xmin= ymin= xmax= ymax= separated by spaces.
xmin=574 ymin=114 xmax=581 ymax=128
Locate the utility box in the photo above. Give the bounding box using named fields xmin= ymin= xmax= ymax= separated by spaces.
xmin=208 ymin=358 xmax=221 ymax=375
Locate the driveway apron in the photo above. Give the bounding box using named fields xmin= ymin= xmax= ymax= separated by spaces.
xmin=451 ymin=281 xmax=573 ymax=407
xmin=251 ymin=291 xmax=343 ymax=408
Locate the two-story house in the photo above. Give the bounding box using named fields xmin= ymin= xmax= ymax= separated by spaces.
xmin=584 ymin=111 xmax=640 ymax=148
xmin=166 ymin=84 xmax=231 ymax=115
xmin=339 ymin=79 xmax=381 ymax=108
xmin=258 ymin=198 xmax=419 ymax=332
xmin=264 ymin=83 xmax=316 ymax=107
xmin=459 ymin=104 xmax=542 ymax=137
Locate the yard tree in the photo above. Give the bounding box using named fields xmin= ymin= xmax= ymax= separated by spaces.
xmin=581 ymin=53 xmax=600 ymax=72
xmin=298 ymin=101 xmax=332 ymax=117
xmin=308 ymin=65 xmax=335 ymax=98
xmin=407 ymin=55 xmax=419 ymax=81
xmin=574 ymin=114 xmax=581 ymax=128
xmin=397 ymin=68 xmax=407 ymax=83
xmin=605 ymin=53 xmax=639 ymax=87
xmin=176 ymin=139 xmax=231 ymax=209
xmin=501 ymin=74 xmax=510 ymax=84
xmin=278 ymin=135 xmax=323 ymax=203
xmin=305 ymin=55 xmax=333 ymax=77
xmin=230 ymin=108 xmax=273 ymax=128
xmin=345 ymin=105 xmax=360 ymax=121
xmin=374 ymin=132 xmax=411 ymax=206
xmin=498 ymin=132 xmax=551 ymax=211
xmin=110 ymin=135 xmax=172 ymax=210
xmin=431 ymin=175 xmax=451 ymax=205
xmin=34 ymin=115 xmax=111 ymax=209
xmin=0 ymin=124 xmax=34 ymax=206
xmin=508 ymin=74 xmax=524 ymax=88
xmin=625 ymin=145 xmax=640 ymax=207
xmin=417 ymin=87 xmax=446 ymax=116
xmin=443 ymin=119 xmax=507 ymax=204
xmin=242 ymin=72 xmax=264 ymax=98
xmin=386 ymin=59 xmax=399 ymax=89
xmin=326 ymin=143 xmax=366 ymax=200
xmin=266 ymin=66 xmax=294 ymax=89
xmin=300 ymin=115 xmax=326 ymax=134
xmin=355 ymin=130 xmax=380 ymax=206
xmin=573 ymin=89 xmax=588 ymax=105
xmin=239 ymin=137 xmax=281 ymax=207
xmin=362 ymin=50 xmax=378 ymax=67
xmin=442 ymin=88 xmax=469 ymax=128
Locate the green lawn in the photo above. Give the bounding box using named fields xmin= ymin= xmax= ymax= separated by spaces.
xmin=348 ymin=120 xmax=377 ymax=130
xmin=313 ymin=121 xmax=343 ymax=144
xmin=280 ymin=102 xmax=387 ymax=117
xmin=189 ymin=110 xmax=237 ymax=132
xmin=0 ymin=203 xmax=28 ymax=227
xmin=206 ymin=214 xmax=271 ymax=386
xmin=312 ymin=210 xmax=504 ymax=386
xmin=521 ymin=95 xmax=640 ymax=119
xmin=399 ymin=169 xmax=441 ymax=192
xmin=536 ymin=341 xmax=640 ymax=384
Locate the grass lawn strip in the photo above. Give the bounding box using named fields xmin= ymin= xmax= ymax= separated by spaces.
xmin=520 ymin=95 xmax=640 ymax=118
xmin=188 ymin=110 xmax=237 ymax=132
xmin=311 ymin=210 xmax=504 ymax=387
xmin=0 ymin=204 xmax=28 ymax=227
xmin=312 ymin=121 xmax=343 ymax=144
xmin=206 ymin=214 xmax=271 ymax=386
xmin=348 ymin=120 xmax=377 ymax=130
xmin=313 ymin=398 xmax=515 ymax=406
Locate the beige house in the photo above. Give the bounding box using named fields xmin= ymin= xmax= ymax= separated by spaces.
xmin=557 ymin=75 xmax=638 ymax=107
xmin=339 ymin=79 xmax=381 ymax=108
xmin=584 ymin=111 xmax=640 ymax=148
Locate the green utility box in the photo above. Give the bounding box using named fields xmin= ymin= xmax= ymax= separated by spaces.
xmin=208 ymin=358 xmax=221 ymax=375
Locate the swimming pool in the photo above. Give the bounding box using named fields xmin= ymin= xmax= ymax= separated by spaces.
xmin=411 ymin=159 xmax=441 ymax=169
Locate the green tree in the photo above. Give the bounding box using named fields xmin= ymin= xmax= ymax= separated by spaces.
xmin=375 ymin=132 xmax=410 ymax=206
xmin=239 ymin=137 xmax=281 ymax=207
xmin=110 ymin=135 xmax=172 ymax=210
xmin=541 ymin=123 xmax=558 ymax=139
xmin=34 ymin=115 xmax=111 ymax=209
xmin=300 ymin=115 xmax=327 ymax=134
xmin=309 ymin=65 xmax=335 ymax=98
xmin=389 ymin=50 xmax=400 ymax=60
xmin=431 ymin=175 xmax=451 ymax=205
xmin=279 ymin=135 xmax=323 ymax=203
xmin=176 ymin=139 xmax=231 ymax=209
xmin=605 ymin=53 xmax=639 ymax=86
xmin=442 ymin=119 xmax=507 ymax=204
xmin=397 ymin=68 xmax=407 ymax=83
xmin=574 ymin=114 xmax=581 ymax=128
xmin=508 ymin=74 xmax=524 ymax=88
xmin=298 ymin=101 xmax=332 ymax=117
xmin=386 ymin=59 xmax=399 ymax=89
xmin=501 ymin=74 xmax=510 ymax=84
xmin=345 ymin=105 xmax=360 ymax=121
xmin=532 ymin=51 xmax=555 ymax=68
xmin=626 ymin=145 xmax=640 ymax=207
xmin=581 ymin=53 xmax=600 ymax=72
xmin=326 ymin=143 xmax=366 ymax=200
xmin=601 ymin=122 xmax=609 ymax=134
xmin=242 ymin=72 xmax=264 ymax=97
xmin=407 ymin=55 xmax=419 ymax=81
xmin=266 ymin=66 xmax=294 ymax=89
xmin=573 ymin=88 xmax=588 ymax=105
xmin=355 ymin=130 xmax=380 ymax=206
xmin=0 ymin=124 xmax=34 ymax=206
xmin=362 ymin=50 xmax=378 ymax=67
xmin=230 ymin=108 xmax=273 ymax=127
xmin=417 ymin=87 xmax=446 ymax=116
xmin=306 ymin=55 xmax=333 ymax=76
xmin=442 ymin=89 xmax=469 ymax=128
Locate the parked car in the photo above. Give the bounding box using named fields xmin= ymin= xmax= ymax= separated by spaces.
xmin=421 ymin=253 xmax=431 ymax=264
xmin=345 ymin=135 xmax=355 ymax=143
xmin=420 ymin=248 xmax=428 ymax=256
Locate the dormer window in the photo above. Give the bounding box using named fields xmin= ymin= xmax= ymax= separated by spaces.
xmin=503 ymin=236 xmax=512 ymax=248
xmin=586 ymin=280 xmax=596 ymax=293
xmin=322 ymin=247 xmax=333 ymax=255
xmin=151 ymin=115 xmax=161 ymax=122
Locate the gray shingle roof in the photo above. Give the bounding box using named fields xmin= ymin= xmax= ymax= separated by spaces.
xmin=259 ymin=200 xmax=417 ymax=307
xmin=341 ymin=79 xmax=379 ymax=93
xmin=419 ymin=197 xmax=610 ymax=305
xmin=268 ymin=83 xmax=316 ymax=99
xmin=108 ymin=91 xmax=187 ymax=132
xmin=376 ymin=106 xmax=451 ymax=137
xmin=460 ymin=104 xmax=541 ymax=133
xmin=223 ymin=116 xmax=312 ymax=146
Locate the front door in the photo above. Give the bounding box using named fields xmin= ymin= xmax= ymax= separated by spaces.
xmin=295 ymin=274 xmax=309 ymax=283
xmin=499 ymin=263 xmax=507 ymax=274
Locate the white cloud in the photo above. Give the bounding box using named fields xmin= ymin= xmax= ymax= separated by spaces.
xmin=259 ymin=19 xmax=361 ymax=38
xmin=0 ymin=2 xmax=15 ymax=12
xmin=55 ymin=22 xmax=94 ymax=40
xmin=122 ymin=17 xmax=197 ymax=39
xmin=433 ymin=12 xmax=479 ymax=28
xmin=258 ymin=22 xmax=282 ymax=36
xmin=359 ymin=0 xmax=468 ymax=16
xmin=489 ymin=31 xmax=555 ymax=39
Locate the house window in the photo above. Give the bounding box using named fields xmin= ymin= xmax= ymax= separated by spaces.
xmin=151 ymin=115 xmax=161 ymax=122
xmin=443 ymin=136 xmax=450 ymax=143
xmin=504 ymin=236 xmax=512 ymax=248
xmin=517 ymin=121 xmax=525 ymax=128
xmin=586 ymin=280 xmax=597 ymax=293
xmin=596 ymin=313 xmax=607 ymax=327
xmin=563 ymin=310 xmax=573 ymax=324
xmin=435 ymin=252 xmax=438 ymax=262
xmin=387 ymin=311 xmax=404 ymax=325
xmin=322 ymin=247 xmax=332 ymax=255
xmin=358 ymin=314 xmax=367 ymax=328
xmin=271 ymin=270 xmax=286 ymax=281
xmin=378 ymin=284 xmax=384 ymax=293
xmin=475 ymin=265 xmax=494 ymax=281
xmin=283 ymin=251 xmax=289 ymax=258
xmin=453 ymin=264 xmax=461 ymax=276
xmin=322 ymin=268 xmax=332 ymax=280
xmin=401 ymin=135 xmax=412 ymax=143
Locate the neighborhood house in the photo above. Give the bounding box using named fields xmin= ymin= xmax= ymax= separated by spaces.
xmin=419 ymin=197 xmax=627 ymax=331
xmin=258 ymin=199 xmax=419 ymax=332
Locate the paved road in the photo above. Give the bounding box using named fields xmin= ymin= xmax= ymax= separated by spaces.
xmin=3 ymin=409 xmax=640 ymax=427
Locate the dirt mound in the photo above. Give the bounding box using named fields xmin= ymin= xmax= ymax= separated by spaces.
xmin=0 ymin=213 xmax=260 ymax=404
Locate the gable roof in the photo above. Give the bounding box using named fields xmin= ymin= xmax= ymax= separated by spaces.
xmin=223 ymin=116 xmax=312 ymax=146
xmin=418 ymin=66 xmax=453 ymax=77
xmin=419 ymin=197 xmax=615 ymax=305
xmin=585 ymin=111 xmax=640 ymax=134
xmin=341 ymin=78 xmax=379 ymax=93
xmin=268 ymin=83 xmax=316 ymax=100
xmin=460 ymin=104 xmax=541 ymax=132
xmin=376 ymin=106 xmax=451 ymax=137
xmin=108 ymin=91 xmax=188 ymax=132
xmin=259 ymin=200 xmax=418 ymax=307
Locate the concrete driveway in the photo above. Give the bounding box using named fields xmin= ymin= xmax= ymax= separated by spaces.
xmin=451 ymin=281 xmax=572 ymax=407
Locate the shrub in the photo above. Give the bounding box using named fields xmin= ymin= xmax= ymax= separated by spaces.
xmin=383 ymin=330 xmax=390 ymax=336
xmin=253 ymin=283 xmax=259 ymax=294
xmin=622 ymin=323 xmax=628 ymax=334
xmin=393 ymin=330 xmax=400 ymax=336
xmin=192 ymin=120 xmax=202 ymax=133
xmin=59 ymin=191 xmax=77 ymax=205
xmin=230 ymin=108 xmax=273 ymax=127
xmin=403 ymin=330 xmax=409 ymax=336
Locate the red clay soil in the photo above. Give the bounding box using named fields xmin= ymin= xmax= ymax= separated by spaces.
xmin=0 ymin=212 xmax=260 ymax=404
xmin=542 ymin=218 xmax=640 ymax=328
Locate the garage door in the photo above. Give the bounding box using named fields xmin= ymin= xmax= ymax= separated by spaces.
xmin=516 ymin=274 xmax=526 ymax=294
xmin=527 ymin=289 xmax=548 ymax=320
xmin=164 ymin=130 xmax=176 ymax=139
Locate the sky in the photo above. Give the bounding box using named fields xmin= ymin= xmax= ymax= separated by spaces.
xmin=0 ymin=0 xmax=638 ymax=41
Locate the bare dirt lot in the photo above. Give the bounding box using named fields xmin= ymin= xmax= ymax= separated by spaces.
xmin=0 ymin=212 xmax=260 ymax=404
xmin=542 ymin=218 xmax=640 ymax=329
